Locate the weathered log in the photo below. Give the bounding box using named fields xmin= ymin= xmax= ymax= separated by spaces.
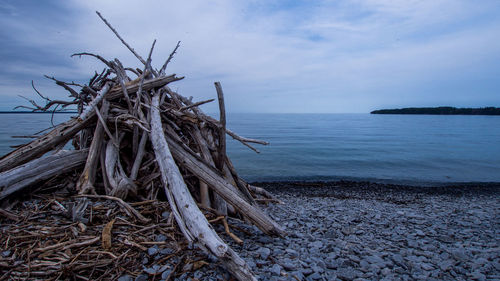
xmin=213 ymin=82 xmax=228 ymax=215
xmin=163 ymin=130 xmax=285 ymax=236
xmin=77 ymin=100 xmax=110 ymax=194
xmin=191 ymin=128 xmax=212 ymax=208
xmin=104 ymin=141 xmax=137 ymax=199
xmin=0 ymin=117 xmax=95 ymax=173
xmin=0 ymin=150 xmax=88 ymax=201
xmin=150 ymin=93 xmax=256 ymax=280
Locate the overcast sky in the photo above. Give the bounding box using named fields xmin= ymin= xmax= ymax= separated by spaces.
xmin=1 ymin=0 xmax=499 ymax=113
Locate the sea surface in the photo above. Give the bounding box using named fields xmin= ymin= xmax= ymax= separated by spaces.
xmin=1 ymin=113 xmax=499 ymax=184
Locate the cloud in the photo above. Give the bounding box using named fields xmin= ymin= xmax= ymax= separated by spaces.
xmin=1 ymin=0 xmax=499 ymax=112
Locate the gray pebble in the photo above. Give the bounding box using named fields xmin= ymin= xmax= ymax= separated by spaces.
xmin=257 ymin=247 xmax=271 ymax=260
xmin=155 ymin=234 xmax=167 ymax=242
xmin=161 ymin=269 xmax=172 ymax=279
xmin=1 ymin=250 xmax=11 ymax=257
xmin=309 ymin=272 xmax=322 ymax=280
xmin=134 ymin=274 xmax=148 ymax=281
xmin=336 ymin=267 xmax=358 ymax=280
xmin=118 ymin=275 xmax=132 ymax=281
xmin=148 ymin=246 xmax=159 ymax=256
xmin=470 ymin=271 xmax=486 ymax=281
xmin=270 ymin=264 xmax=282 ymax=276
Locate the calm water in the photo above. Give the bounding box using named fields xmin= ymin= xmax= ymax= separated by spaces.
xmin=1 ymin=113 xmax=499 ymax=184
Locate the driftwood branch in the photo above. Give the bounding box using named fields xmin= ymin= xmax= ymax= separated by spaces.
xmin=0 ymin=150 xmax=88 ymax=201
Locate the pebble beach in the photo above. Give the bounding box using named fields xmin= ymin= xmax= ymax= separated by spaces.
xmin=188 ymin=181 xmax=500 ymax=281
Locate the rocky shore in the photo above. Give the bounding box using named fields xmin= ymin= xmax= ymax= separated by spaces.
xmin=177 ymin=181 xmax=499 ymax=281
xmin=112 ymin=181 xmax=500 ymax=280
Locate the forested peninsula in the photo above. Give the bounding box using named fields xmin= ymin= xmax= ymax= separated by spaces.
xmin=371 ymin=107 xmax=500 ymax=115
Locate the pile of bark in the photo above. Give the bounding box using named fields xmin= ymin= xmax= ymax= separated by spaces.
xmin=0 ymin=12 xmax=283 ymax=280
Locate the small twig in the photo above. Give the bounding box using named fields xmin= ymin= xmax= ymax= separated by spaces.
xmin=75 ymin=194 xmax=149 ymax=223
xmin=179 ymin=99 xmax=214 ymax=111
xmin=71 ymin=52 xmax=113 ymax=69
xmin=93 ymin=102 xmax=119 ymax=148
xmin=160 ymin=41 xmax=181 ymax=75
xmin=0 ymin=208 xmax=20 ymax=221
xmin=222 ymin=217 xmax=243 ymax=245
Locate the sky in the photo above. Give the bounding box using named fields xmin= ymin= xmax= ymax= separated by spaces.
xmin=0 ymin=0 xmax=499 ymax=113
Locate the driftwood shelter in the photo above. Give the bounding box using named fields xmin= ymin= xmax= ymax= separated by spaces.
xmin=0 ymin=12 xmax=283 ymax=280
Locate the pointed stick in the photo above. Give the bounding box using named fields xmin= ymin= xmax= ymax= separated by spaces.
xmin=160 ymin=41 xmax=181 ymax=75
xmin=96 ymin=11 xmax=147 ymax=66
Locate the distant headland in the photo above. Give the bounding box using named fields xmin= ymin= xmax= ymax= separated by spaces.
xmin=371 ymin=107 xmax=500 ymax=115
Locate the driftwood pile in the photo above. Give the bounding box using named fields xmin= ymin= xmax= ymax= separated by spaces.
xmin=0 ymin=12 xmax=283 ymax=280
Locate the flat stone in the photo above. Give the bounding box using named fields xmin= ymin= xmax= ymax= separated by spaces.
xmin=470 ymin=271 xmax=486 ymax=281
xmin=147 ymin=246 xmax=159 ymax=256
xmin=325 ymin=260 xmax=340 ymax=269
xmin=291 ymin=271 xmax=305 ymax=280
xmin=286 ymin=248 xmax=299 ymax=258
xmin=257 ymin=236 xmax=273 ymax=244
xmin=161 ymin=211 xmax=170 ymax=219
xmin=420 ymin=263 xmax=434 ymax=271
xmin=143 ymin=267 xmax=157 ymax=275
xmin=282 ymin=262 xmax=297 ymax=271
xmin=155 ymin=234 xmax=167 ymax=242
xmin=391 ymin=254 xmax=405 ymax=267
xmin=365 ymin=255 xmax=384 ymax=265
xmin=301 ymin=268 xmax=313 ymax=276
xmin=451 ymin=250 xmax=469 ymax=262
xmin=309 ymin=241 xmax=323 ymax=249
xmin=309 ymin=272 xmax=323 ymax=280
xmin=134 ymin=274 xmax=148 ymax=281
xmin=118 ymin=275 xmax=132 ymax=281
xmin=438 ymin=261 xmax=453 ymax=271
xmin=257 ymin=247 xmax=271 ymax=260
xmin=336 ymin=267 xmax=358 ymax=281
xmin=381 ymin=268 xmax=391 ymax=276
xmin=270 ymin=264 xmax=282 ymax=276
xmin=160 ymin=247 xmax=174 ymax=255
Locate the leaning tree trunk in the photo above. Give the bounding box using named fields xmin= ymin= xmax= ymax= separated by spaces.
xmin=149 ymin=93 xmax=256 ymax=281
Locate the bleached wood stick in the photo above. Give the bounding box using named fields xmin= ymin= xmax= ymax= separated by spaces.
xmin=0 ymin=117 xmax=95 ymax=173
xmin=166 ymin=87 xmax=268 ymax=151
xmin=77 ymin=100 xmax=110 ymax=194
xmin=104 ymin=141 xmax=137 ymax=199
xmin=0 ymin=76 xmax=182 ymax=172
xmin=162 ymin=130 xmax=285 ymax=236
xmin=78 ymin=82 xmax=112 ymax=121
xmin=214 ymin=81 xmax=226 ymax=171
xmin=96 ymin=11 xmax=147 ymax=67
xmin=0 ymin=150 xmax=88 ymax=201
xmin=191 ymin=128 xmax=212 ymax=208
xmin=159 ymin=40 xmax=181 ymax=75
xmin=150 ymin=93 xmax=256 ymax=281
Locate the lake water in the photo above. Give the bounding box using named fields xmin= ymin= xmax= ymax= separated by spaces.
xmin=1 ymin=113 xmax=499 ymax=184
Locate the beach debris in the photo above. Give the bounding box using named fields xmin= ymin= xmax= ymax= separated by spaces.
xmin=0 ymin=11 xmax=282 ymax=280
